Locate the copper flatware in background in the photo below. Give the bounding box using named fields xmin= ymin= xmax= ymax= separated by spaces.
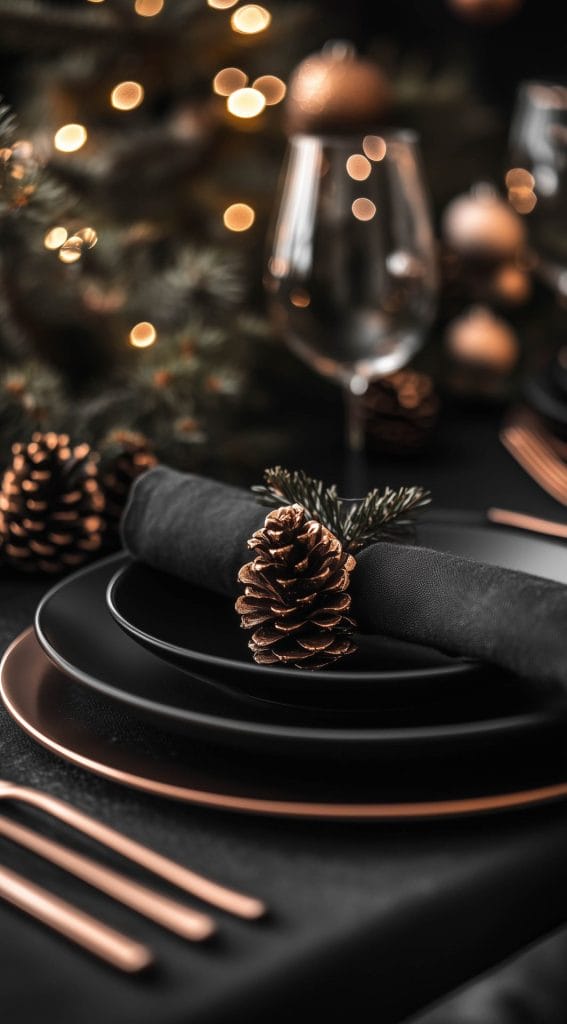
xmin=501 ymin=413 xmax=567 ymax=506
xmin=0 ymin=781 xmax=266 ymax=920
xmin=0 ymin=815 xmax=214 ymax=941
xmin=487 ymin=507 xmax=567 ymax=540
xmin=0 ymin=863 xmax=153 ymax=973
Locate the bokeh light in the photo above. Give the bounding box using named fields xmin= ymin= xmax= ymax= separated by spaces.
xmin=129 ymin=322 xmax=157 ymax=348
xmin=290 ymin=288 xmax=311 ymax=308
xmin=346 ymin=154 xmax=371 ymax=181
xmin=352 ymin=198 xmax=377 ymax=221
xmin=231 ymin=5 xmax=271 ymax=34
xmin=213 ymin=68 xmax=248 ymax=97
xmin=77 ymin=227 xmax=98 ymax=249
xmin=44 ymin=226 xmax=68 ymax=250
xmin=227 ymin=87 xmax=266 ymax=119
xmin=58 ymin=236 xmax=83 ymax=264
xmin=508 ymin=187 xmax=537 ymax=214
xmin=362 ymin=135 xmax=387 ymax=162
xmin=134 ymin=0 xmax=164 ymax=14
xmin=252 ymin=75 xmax=286 ymax=105
xmin=207 ymin=0 xmax=238 ymax=7
xmin=54 ymin=124 xmax=87 ymax=153
xmin=223 ymin=203 xmax=255 ymax=231
xmin=111 ymin=81 xmax=145 ymax=111
xmin=505 ymin=167 xmax=535 ymax=190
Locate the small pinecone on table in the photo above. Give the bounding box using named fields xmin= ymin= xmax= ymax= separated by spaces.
xmin=99 ymin=429 xmax=157 ymax=541
xmin=236 ymin=503 xmax=357 ymax=670
xmin=357 ymin=371 xmax=440 ymax=455
xmin=0 ymin=432 xmax=104 ymax=574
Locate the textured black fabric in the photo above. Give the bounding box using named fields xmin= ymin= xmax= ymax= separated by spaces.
xmin=124 ymin=465 xmax=567 ymax=692
xmin=408 ymin=924 xmax=567 ymax=1024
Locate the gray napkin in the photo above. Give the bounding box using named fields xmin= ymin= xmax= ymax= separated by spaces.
xmin=122 ymin=466 xmax=567 ymax=690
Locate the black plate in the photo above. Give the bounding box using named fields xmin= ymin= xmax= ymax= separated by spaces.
xmin=5 ymin=629 xmax=567 ymax=819
xmin=106 ymin=514 xmax=567 ymax=703
xmin=35 ymin=554 xmax=563 ymax=760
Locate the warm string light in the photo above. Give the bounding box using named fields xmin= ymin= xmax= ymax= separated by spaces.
xmin=223 ymin=203 xmax=255 ymax=231
xmin=252 ymin=75 xmax=286 ymax=106
xmin=54 ymin=124 xmax=88 ymax=153
xmin=49 ymin=226 xmax=98 ymax=263
xmin=505 ymin=167 xmax=537 ymax=214
xmin=213 ymin=68 xmax=248 ymax=96
xmin=129 ymin=322 xmax=157 ymax=348
xmin=231 ymin=4 xmax=271 ymax=34
xmin=352 ymin=198 xmax=376 ymax=221
xmin=227 ymin=87 xmax=266 ymax=118
xmin=43 ymin=226 xmax=68 ymax=250
xmin=362 ymin=135 xmax=387 ymax=162
xmin=111 ymin=81 xmax=144 ymax=111
xmin=290 ymin=288 xmax=310 ymax=308
xmin=134 ymin=0 xmax=164 ymax=14
xmin=346 ymin=154 xmax=371 ymax=181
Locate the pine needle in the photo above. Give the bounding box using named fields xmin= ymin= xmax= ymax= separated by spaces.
xmin=253 ymin=466 xmax=431 ymax=552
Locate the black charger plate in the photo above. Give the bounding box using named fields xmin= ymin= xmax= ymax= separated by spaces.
xmin=5 ymin=629 xmax=567 ymax=820
xmin=106 ymin=514 xmax=567 ymax=704
xmin=35 ymin=554 xmax=564 ymax=760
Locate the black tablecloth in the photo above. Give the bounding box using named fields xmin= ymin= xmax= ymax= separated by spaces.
xmin=2 ymin=407 xmax=567 ymax=1024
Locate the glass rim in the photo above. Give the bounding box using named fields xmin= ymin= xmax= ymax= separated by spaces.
xmin=289 ymin=128 xmax=420 ymax=146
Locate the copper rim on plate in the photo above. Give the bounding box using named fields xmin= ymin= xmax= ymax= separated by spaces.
xmin=3 ymin=628 xmax=567 ymax=821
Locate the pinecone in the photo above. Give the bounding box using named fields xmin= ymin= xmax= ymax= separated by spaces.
xmin=358 ymin=371 xmax=439 ymax=455
xmin=0 ymin=432 xmax=104 ymax=574
xmin=236 ymin=504 xmax=357 ymax=670
xmin=99 ymin=429 xmax=157 ymax=538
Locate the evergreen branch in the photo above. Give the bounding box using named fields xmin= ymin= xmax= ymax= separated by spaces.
xmin=253 ymin=467 xmax=431 ymax=552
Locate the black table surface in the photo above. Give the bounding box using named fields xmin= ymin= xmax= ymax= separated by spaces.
xmin=2 ymin=406 xmax=567 ymax=1024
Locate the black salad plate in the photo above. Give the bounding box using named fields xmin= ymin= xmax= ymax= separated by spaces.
xmin=105 ymin=513 xmax=567 ymax=704
xmin=35 ymin=554 xmax=565 ymax=761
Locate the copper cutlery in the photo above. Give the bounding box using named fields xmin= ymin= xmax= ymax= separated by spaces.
xmin=500 ymin=411 xmax=567 ymax=506
xmin=0 ymin=814 xmax=215 ymax=941
xmin=0 ymin=780 xmax=266 ymax=920
xmin=0 ymin=863 xmax=153 ymax=973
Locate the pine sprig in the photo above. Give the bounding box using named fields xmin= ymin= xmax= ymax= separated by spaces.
xmin=253 ymin=467 xmax=431 ymax=552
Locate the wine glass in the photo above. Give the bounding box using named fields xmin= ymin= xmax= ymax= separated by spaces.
xmin=509 ymin=81 xmax=567 ymax=295
xmin=265 ymin=130 xmax=438 ymax=451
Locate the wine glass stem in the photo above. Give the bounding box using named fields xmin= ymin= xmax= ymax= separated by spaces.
xmin=345 ymin=385 xmax=364 ymax=454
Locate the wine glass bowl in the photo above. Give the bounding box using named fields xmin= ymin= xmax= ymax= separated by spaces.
xmin=265 ymin=131 xmax=437 ymax=447
xmin=510 ymin=81 xmax=567 ymax=295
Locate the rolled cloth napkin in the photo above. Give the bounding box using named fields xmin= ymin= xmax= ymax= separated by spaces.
xmin=123 ymin=466 xmax=567 ymax=689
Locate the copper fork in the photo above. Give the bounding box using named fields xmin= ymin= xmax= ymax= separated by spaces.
xmin=0 ymin=864 xmax=153 ymax=972
xmin=500 ymin=414 xmax=567 ymax=506
xmin=0 ymin=814 xmax=214 ymax=941
xmin=0 ymin=780 xmax=266 ymax=920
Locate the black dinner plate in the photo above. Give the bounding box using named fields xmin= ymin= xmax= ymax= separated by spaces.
xmin=35 ymin=554 xmax=564 ymax=761
xmin=5 ymin=628 xmax=567 ymax=819
xmin=105 ymin=513 xmax=567 ymax=704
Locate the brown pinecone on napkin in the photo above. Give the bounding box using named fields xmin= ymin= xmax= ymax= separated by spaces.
xmin=236 ymin=503 xmax=357 ymax=669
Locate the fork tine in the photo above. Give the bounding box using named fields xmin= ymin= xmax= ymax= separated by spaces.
xmin=0 ymin=784 xmax=266 ymax=920
xmin=0 ymin=815 xmax=215 ymax=941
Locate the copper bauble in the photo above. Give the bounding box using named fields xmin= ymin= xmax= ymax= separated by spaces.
xmin=285 ymin=42 xmax=391 ymax=134
xmin=442 ymin=187 xmax=525 ymax=260
xmin=447 ymin=0 xmax=523 ymax=23
xmin=446 ymin=307 xmax=519 ymax=372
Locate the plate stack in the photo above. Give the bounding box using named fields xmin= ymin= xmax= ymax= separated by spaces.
xmin=3 ymin=515 xmax=567 ymax=820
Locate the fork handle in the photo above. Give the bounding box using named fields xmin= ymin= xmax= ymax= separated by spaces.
xmin=0 ymin=864 xmax=153 ymax=972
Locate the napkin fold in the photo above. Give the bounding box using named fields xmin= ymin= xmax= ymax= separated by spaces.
xmin=123 ymin=466 xmax=567 ymax=690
